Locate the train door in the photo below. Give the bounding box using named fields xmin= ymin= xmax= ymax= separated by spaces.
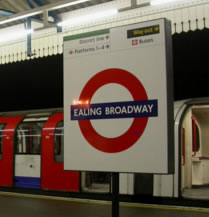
xmin=14 ymin=115 xmax=48 ymax=189
xmin=41 ymin=113 xmax=79 ymax=191
xmin=181 ymin=108 xmax=193 ymax=192
xmin=0 ymin=116 xmax=24 ymax=187
xmin=181 ymin=105 xmax=209 ymax=199
xmin=153 ymin=100 xmax=188 ymax=198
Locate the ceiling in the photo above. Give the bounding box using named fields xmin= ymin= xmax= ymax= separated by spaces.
xmin=0 ymin=0 xmax=113 ymax=28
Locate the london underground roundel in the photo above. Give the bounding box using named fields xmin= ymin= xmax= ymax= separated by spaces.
xmin=73 ymin=68 xmax=153 ymax=153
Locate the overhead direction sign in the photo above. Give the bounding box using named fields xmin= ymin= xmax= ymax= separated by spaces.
xmin=64 ymin=19 xmax=174 ymax=174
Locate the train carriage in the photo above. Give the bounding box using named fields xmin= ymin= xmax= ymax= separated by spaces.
xmin=154 ymin=97 xmax=209 ymax=200
xmin=0 ymin=109 xmax=79 ymax=191
xmin=0 ymin=98 xmax=209 ymax=201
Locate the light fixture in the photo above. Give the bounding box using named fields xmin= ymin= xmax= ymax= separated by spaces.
xmin=0 ymin=12 xmax=40 ymax=25
xmin=52 ymin=0 xmax=90 ymax=11
xmin=57 ymin=8 xmax=118 ymax=27
xmin=0 ymin=0 xmax=91 ymax=25
xmin=150 ymin=0 xmax=182 ymax=6
xmin=0 ymin=29 xmax=33 ymax=44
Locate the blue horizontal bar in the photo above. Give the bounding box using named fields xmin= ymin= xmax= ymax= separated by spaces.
xmin=71 ymin=100 xmax=158 ymax=120
xmin=14 ymin=176 xmax=40 ymax=189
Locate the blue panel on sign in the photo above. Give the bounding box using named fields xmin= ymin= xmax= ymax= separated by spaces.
xmin=14 ymin=176 xmax=40 ymax=189
xmin=71 ymin=100 xmax=158 ymax=120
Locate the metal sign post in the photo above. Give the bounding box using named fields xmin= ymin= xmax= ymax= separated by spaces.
xmin=112 ymin=173 xmax=119 ymax=217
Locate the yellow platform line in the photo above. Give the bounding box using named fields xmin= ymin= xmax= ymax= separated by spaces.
xmin=120 ymin=202 xmax=209 ymax=213
xmin=0 ymin=191 xmax=209 ymax=213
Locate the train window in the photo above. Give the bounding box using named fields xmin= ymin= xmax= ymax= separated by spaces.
xmin=54 ymin=121 xmax=64 ymax=163
xmin=0 ymin=124 xmax=6 ymax=160
xmin=15 ymin=121 xmax=45 ymax=154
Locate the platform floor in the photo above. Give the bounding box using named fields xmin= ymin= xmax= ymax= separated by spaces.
xmin=1 ymin=192 xmax=209 ymax=217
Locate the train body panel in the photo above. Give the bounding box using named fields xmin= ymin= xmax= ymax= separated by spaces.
xmin=14 ymin=155 xmax=41 ymax=189
xmin=0 ymin=116 xmax=24 ymax=187
xmin=41 ymin=113 xmax=79 ymax=192
xmin=153 ymin=175 xmax=174 ymax=197
xmin=119 ymin=174 xmax=134 ymax=195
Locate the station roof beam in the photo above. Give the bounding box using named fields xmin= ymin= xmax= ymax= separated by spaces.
xmin=0 ymin=9 xmax=14 ymax=16
xmin=25 ymin=0 xmax=62 ymax=32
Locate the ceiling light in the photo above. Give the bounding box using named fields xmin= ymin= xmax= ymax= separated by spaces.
xmin=0 ymin=12 xmax=40 ymax=25
xmin=150 ymin=0 xmax=182 ymax=6
xmin=57 ymin=8 xmax=118 ymax=27
xmin=0 ymin=0 xmax=91 ymax=25
xmin=53 ymin=0 xmax=90 ymax=11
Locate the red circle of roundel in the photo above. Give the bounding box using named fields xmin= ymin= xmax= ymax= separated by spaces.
xmin=78 ymin=68 xmax=148 ymax=153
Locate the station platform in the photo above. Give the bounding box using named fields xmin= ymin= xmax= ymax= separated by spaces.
xmin=1 ymin=192 xmax=209 ymax=217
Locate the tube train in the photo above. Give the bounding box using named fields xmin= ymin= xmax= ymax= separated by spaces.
xmin=0 ymin=97 xmax=208 ymax=201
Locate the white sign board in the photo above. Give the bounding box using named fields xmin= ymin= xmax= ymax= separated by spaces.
xmin=64 ymin=19 xmax=174 ymax=174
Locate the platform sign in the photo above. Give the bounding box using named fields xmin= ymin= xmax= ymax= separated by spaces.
xmin=64 ymin=19 xmax=174 ymax=174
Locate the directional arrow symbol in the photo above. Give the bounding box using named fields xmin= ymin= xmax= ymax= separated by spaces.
xmin=154 ymin=26 xmax=159 ymax=32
